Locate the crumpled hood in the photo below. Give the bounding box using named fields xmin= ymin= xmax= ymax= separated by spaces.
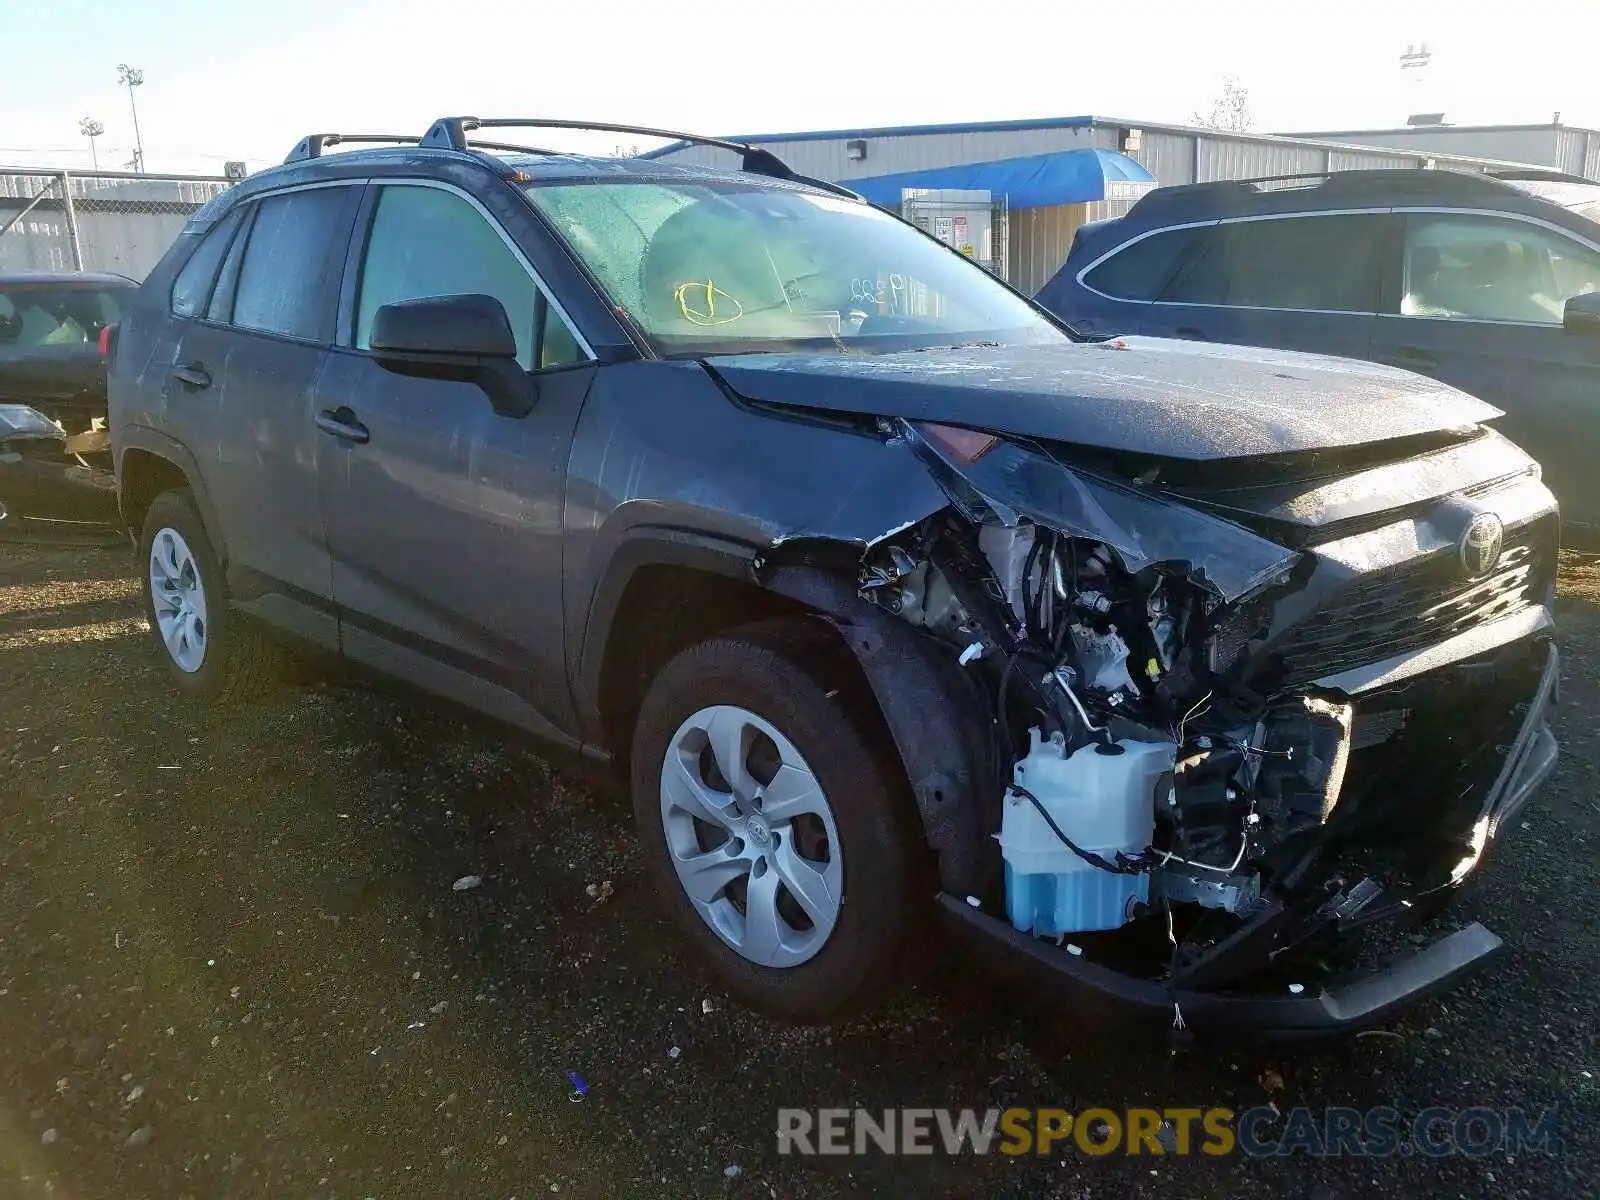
xmin=706 ymin=337 xmax=1501 ymax=461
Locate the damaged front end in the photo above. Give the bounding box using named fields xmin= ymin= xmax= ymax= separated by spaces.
xmin=812 ymin=418 xmax=1559 ymax=1037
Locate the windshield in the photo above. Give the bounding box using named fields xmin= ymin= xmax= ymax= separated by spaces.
xmin=522 ymin=179 xmax=1066 ymax=356
xmin=0 ymin=282 xmax=124 ymax=350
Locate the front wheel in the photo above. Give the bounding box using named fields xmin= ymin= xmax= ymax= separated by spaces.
xmin=630 ymin=622 xmax=917 ymax=1021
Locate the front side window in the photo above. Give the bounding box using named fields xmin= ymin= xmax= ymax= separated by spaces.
xmin=1083 ymin=226 xmax=1202 ymax=301
xmin=523 ymin=179 xmax=1066 ymax=356
xmin=231 ymin=188 xmax=352 ymax=341
xmin=1161 ymin=215 xmax=1382 ymax=312
xmin=355 ymin=185 xmax=585 ymax=372
xmin=0 ymin=283 xmax=125 ymax=348
xmin=1401 ymin=213 xmax=1600 ymax=324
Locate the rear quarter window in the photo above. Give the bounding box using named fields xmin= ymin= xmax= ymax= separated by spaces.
xmin=1082 ymin=226 xmax=1202 ymax=300
xmin=170 ymin=209 xmax=244 ymax=319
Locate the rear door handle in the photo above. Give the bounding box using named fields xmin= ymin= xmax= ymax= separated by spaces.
xmin=170 ymin=361 xmax=211 ymax=389
xmin=315 ymin=407 xmax=370 ymax=444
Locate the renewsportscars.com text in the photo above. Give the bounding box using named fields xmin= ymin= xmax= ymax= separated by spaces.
xmin=776 ymin=1106 xmax=1562 ymax=1158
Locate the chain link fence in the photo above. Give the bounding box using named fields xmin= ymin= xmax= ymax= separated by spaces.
xmin=1 ymin=168 xmax=233 ymax=280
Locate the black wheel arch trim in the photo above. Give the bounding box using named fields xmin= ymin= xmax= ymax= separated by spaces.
xmin=573 ymin=526 xmax=764 ymax=746
xmin=115 ymin=425 xmax=226 ymax=561
xmin=763 ymin=565 xmax=998 ymax=897
xmin=575 ymin=538 xmax=998 ymax=896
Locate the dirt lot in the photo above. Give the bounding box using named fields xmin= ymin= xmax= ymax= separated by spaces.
xmin=1 ymin=542 xmax=1597 ymax=1199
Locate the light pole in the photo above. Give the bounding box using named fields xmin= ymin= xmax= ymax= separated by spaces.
xmin=117 ymin=64 xmax=145 ymax=172
xmin=79 ymin=118 xmax=105 ymax=171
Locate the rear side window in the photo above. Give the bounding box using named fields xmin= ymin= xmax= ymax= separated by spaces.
xmin=169 ymin=209 xmax=243 ymax=318
xmin=1162 ymin=215 xmax=1383 ymax=312
xmin=1082 ymin=226 xmax=1202 ymax=300
xmin=231 ymin=188 xmax=352 ymax=341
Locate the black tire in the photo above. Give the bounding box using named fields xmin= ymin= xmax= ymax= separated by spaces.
xmin=138 ymin=489 xmax=281 ymax=702
xmin=630 ymin=619 xmax=917 ymax=1021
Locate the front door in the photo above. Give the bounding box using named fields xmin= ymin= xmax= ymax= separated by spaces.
xmin=316 ymin=180 xmax=596 ymax=739
xmin=1371 ymin=211 xmax=1600 ymax=536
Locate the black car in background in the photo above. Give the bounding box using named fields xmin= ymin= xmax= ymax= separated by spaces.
xmin=1 ymin=271 xmax=133 ymax=430
xmin=0 ymin=272 xmax=131 ymax=532
xmin=1034 ymin=170 xmax=1600 ymax=542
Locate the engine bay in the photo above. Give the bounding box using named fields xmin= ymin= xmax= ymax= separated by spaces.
xmin=853 ymin=497 xmax=1546 ymax=1000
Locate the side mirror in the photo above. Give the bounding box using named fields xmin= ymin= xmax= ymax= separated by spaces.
xmin=1563 ymin=291 xmax=1600 ymax=337
xmin=369 ymin=294 xmax=534 ymax=417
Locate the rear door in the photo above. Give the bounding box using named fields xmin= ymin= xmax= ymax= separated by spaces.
xmin=1371 ymin=209 xmax=1600 ymax=534
xmin=197 ymin=183 xmax=361 ymax=643
xmin=1148 ymin=211 xmax=1386 ymax=360
xmin=315 ymin=179 xmax=596 ymax=739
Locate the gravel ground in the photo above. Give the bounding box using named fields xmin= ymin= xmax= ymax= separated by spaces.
xmin=1 ymin=543 xmax=1596 ymax=1199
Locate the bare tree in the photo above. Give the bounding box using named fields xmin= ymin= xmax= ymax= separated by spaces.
xmin=1192 ymin=77 xmax=1252 ymax=133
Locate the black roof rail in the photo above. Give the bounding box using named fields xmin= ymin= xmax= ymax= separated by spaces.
xmin=284 ymin=133 xmax=422 ymax=164
xmin=418 ymin=116 xmax=861 ymax=198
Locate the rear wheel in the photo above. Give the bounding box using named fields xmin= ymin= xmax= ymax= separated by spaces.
xmin=630 ymin=621 xmax=916 ymax=1021
xmin=138 ymin=489 xmax=280 ymax=701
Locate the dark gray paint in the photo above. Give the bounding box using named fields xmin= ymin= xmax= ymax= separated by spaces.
xmin=560 ymin=360 xmax=953 ymax=741
xmin=315 ymin=351 xmax=594 ymax=736
xmin=707 ymin=337 xmax=1499 ymax=462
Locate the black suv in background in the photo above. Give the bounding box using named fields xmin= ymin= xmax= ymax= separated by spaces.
xmin=1034 ymin=169 xmax=1600 ymax=540
xmin=108 ymin=119 xmax=1559 ymax=1037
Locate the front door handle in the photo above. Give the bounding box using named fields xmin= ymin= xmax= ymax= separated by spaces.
xmin=170 ymin=361 xmax=212 ymax=389
xmin=315 ymin=407 xmax=370 ymax=444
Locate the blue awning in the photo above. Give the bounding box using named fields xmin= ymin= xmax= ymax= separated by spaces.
xmin=842 ymin=148 xmax=1155 ymax=210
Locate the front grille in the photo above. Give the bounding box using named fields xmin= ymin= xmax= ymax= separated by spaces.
xmin=1273 ymin=517 xmax=1553 ymax=684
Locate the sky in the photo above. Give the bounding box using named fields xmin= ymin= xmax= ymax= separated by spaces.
xmin=2 ymin=0 xmax=1596 ymax=177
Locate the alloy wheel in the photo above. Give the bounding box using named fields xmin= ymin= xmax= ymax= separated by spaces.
xmin=659 ymin=704 xmax=843 ymax=967
xmin=148 ymin=525 xmax=208 ymax=673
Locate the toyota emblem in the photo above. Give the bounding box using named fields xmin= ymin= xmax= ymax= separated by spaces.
xmin=1458 ymin=512 xmax=1504 ymax=580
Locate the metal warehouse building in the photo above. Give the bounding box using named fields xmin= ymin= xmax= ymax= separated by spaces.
xmin=1286 ymin=121 xmax=1600 ymax=182
xmin=647 ymin=115 xmax=1550 ymax=294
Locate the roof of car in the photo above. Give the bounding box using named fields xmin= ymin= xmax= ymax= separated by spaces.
xmin=221 ymin=146 xmax=850 ymax=216
xmin=245 ymin=119 xmax=863 ymax=207
xmin=1121 ymin=168 xmax=1599 ymax=227
xmin=0 ymin=270 xmax=137 ymax=287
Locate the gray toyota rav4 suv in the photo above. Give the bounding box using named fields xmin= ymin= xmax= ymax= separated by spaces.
xmin=108 ymin=118 xmax=1560 ymax=1038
